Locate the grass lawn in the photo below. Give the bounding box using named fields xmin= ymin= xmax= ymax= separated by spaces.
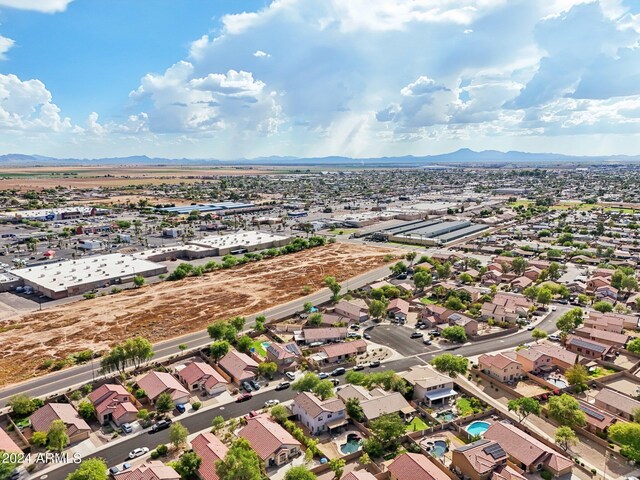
xmin=420 ymin=297 xmax=437 ymax=305
xmin=406 ymin=417 xmax=429 ymax=432
xmin=456 ymin=398 xmax=474 ymax=416
xmin=508 ymin=200 xmax=533 ymax=208
xmin=251 ymin=340 xmax=268 ymax=357
xmin=588 ymin=367 xmax=616 ymax=378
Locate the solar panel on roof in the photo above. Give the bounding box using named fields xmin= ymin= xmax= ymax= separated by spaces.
xmin=456 ymin=439 xmax=490 ymax=452
xmin=580 ymin=404 xmax=606 ymax=421
xmin=483 ymin=443 xmax=506 ymax=459
xmin=569 ymin=337 xmax=607 ymax=353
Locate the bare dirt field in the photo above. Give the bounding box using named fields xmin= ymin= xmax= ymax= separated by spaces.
xmin=0 ymin=166 xmax=280 ymax=190
xmin=0 ymin=242 xmax=398 ymax=386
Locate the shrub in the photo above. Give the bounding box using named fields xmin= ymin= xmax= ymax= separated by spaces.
xmin=541 ymin=471 xmax=553 ymax=480
xmin=156 ymin=444 xmax=169 ymax=456
xmin=192 ymin=401 xmax=201 ymax=411
xmin=150 ymin=450 xmax=160 ymax=460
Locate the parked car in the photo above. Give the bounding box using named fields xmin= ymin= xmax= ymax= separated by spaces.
xmin=109 ymin=467 xmax=120 ymax=476
xmin=369 ymin=360 xmax=381 ymax=368
xmin=347 ymin=332 xmax=361 ymax=339
xmin=265 ymin=399 xmax=280 ymax=407
xmin=121 ymin=423 xmax=133 ymax=434
xmin=244 ymin=410 xmax=259 ymax=419
xmin=330 ymin=378 xmax=340 ymax=386
xmin=151 ymin=419 xmax=172 ymax=432
xmin=331 ymin=367 xmax=346 ymax=376
xmin=429 ymin=330 xmax=441 ymax=337
xmin=275 ymin=382 xmax=290 ymax=391
xmin=236 ymin=393 xmax=253 ymax=402
xmin=350 ymin=324 xmax=360 ymax=330
xmin=285 ymin=371 xmax=296 ymax=381
xmin=423 ymin=339 xmax=432 ymax=345
xmin=410 ymin=331 xmax=423 ymax=339
xmin=318 ymin=372 xmax=330 ymax=379
xmin=527 ymin=325 xmax=535 ymax=331
xmin=352 ymin=364 xmax=365 ymax=371
xmin=242 ymin=381 xmax=253 ymax=392
xmin=548 ymin=334 xmax=561 ymax=342
xmin=363 ymin=333 xmax=371 ymax=340
xmin=128 ymin=447 xmax=149 ymax=459
xmin=396 ymin=273 xmax=408 ymax=280
xmin=176 ymin=403 xmax=187 ymax=413
xmin=249 ymin=379 xmax=260 ymax=391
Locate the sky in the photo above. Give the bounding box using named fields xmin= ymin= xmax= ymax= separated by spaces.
xmin=0 ymin=0 xmax=639 ymax=159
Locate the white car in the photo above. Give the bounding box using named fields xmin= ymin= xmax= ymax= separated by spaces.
xmin=264 ymin=399 xmax=281 ymax=408
xmin=128 ymin=447 xmax=149 ymax=459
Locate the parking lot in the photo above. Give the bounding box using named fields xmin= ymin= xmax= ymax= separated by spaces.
xmin=366 ymin=323 xmax=441 ymax=357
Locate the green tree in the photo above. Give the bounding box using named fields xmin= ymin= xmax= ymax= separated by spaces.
xmin=622 ymin=275 xmax=639 ymax=293
xmin=565 ymin=364 xmax=589 ymax=389
xmin=548 ymin=262 xmax=562 ymax=280
xmin=627 ymin=338 xmax=640 ymax=354
xmin=229 ymin=316 xmax=247 ymax=333
xmin=174 ymin=451 xmax=202 ymax=480
xmin=391 ymin=261 xmax=408 ymax=276
xmin=211 ymin=415 xmax=225 ymax=433
xmin=548 ymin=394 xmax=586 ymax=428
xmin=65 ymin=458 xmax=108 ymax=480
xmin=444 ymin=296 xmax=465 ymax=311
xmin=255 ymin=315 xmax=266 ymax=332
xmin=324 ymin=276 xmax=342 ymax=302
xmin=169 ymin=422 xmax=189 ymax=450
xmin=414 ymin=270 xmax=432 ymax=290
xmin=523 ymin=285 xmax=540 ymax=303
xmin=208 ymin=322 xmax=230 ymax=341
xmin=155 ymin=392 xmax=175 ymax=415
xmin=308 ymin=313 xmax=323 ymax=326
xmin=512 ymin=257 xmax=528 ymax=275
xmin=216 ymin=438 xmax=264 ymax=480
xmin=328 ymin=458 xmax=346 ymax=479
xmin=258 ymin=362 xmax=278 ymax=379
xmin=122 ymin=336 xmax=154 ymax=368
xmin=369 ymin=413 xmax=405 ymax=452
xmin=47 ymin=419 xmax=69 ymax=452
xmin=346 ymin=397 xmax=365 ymax=422
xmin=285 ymin=465 xmax=317 ymax=480
xmin=137 ymin=409 xmax=150 ymax=422
xmin=30 ymin=431 xmax=47 ymax=446
xmin=459 ymin=273 xmax=474 ymax=284
xmin=555 ymin=426 xmax=579 ymax=452
xmin=292 ymin=373 xmax=321 ymax=393
xmin=210 ymin=341 xmax=230 ymax=363
xmin=556 ymin=308 xmax=583 ymax=333
xmin=609 ymin=422 xmax=640 ymax=462
xmin=271 ymin=404 xmax=289 ymax=423
xmin=531 ymin=328 xmax=547 ymax=342
xmin=313 ymin=380 xmax=336 ymax=400
xmin=431 ymin=353 xmax=468 ymax=377
xmin=8 ymin=394 xmax=36 ymax=416
xmin=303 ymin=302 xmax=314 ymax=313
xmin=507 ymin=397 xmax=541 ymax=423
xmin=441 ymin=326 xmax=467 ymax=343
xmin=237 ymin=335 xmax=253 ymax=354
xmin=369 ymin=299 xmax=387 ymax=320
xmin=593 ymin=301 xmax=614 ymax=313
xmin=77 ymin=400 xmax=96 ymax=420
xmin=537 ymin=288 xmax=552 ymax=306
xmin=133 ymin=275 xmax=146 ymax=288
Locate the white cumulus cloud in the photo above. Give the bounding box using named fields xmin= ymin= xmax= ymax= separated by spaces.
xmin=0 ymin=0 xmax=73 ymax=13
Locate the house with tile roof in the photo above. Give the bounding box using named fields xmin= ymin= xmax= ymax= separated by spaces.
xmin=29 ymin=403 xmax=91 ymax=444
xmin=238 ymin=414 xmax=301 ymax=467
xmin=312 ymin=339 xmax=367 ymax=365
xmin=176 ymin=360 xmax=228 ymax=396
xmin=299 ymin=327 xmax=348 ymax=345
xmin=452 ymin=439 xmax=508 ymax=480
xmin=594 ymin=388 xmax=640 ymax=421
xmin=342 ymin=471 xmax=377 ymax=480
xmin=573 ymin=327 xmax=629 ymax=348
xmin=218 ymin=349 xmax=259 ymax=383
xmin=564 ymin=335 xmax=613 ymax=359
xmin=88 ymin=383 xmax=138 ymax=426
xmin=191 ymin=432 xmax=228 ymax=480
xmin=118 ymin=461 xmax=180 ymax=480
xmin=334 ymin=300 xmax=369 ymax=322
xmin=266 ymin=341 xmax=302 ymax=372
xmin=516 ymin=343 xmax=577 ymax=373
xmin=478 ymin=353 xmax=523 ymax=383
xmin=387 ymin=298 xmax=410 ymax=322
xmin=137 ymin=371 xmax=190 ymax=406
xmin=577 ymin=400 xmax=616 ymax=435
xmin=387 ymin=452 xmax=450 ymax=480
xmin=401 ymin=365 xmax=457 ymax=407
xmin=291 ymin=391 xmax=347 ymax=435
xmin=0 ymin=426 xmax=22 ymax=453
xmin=484 ymin=421 xmax=573 ymax=477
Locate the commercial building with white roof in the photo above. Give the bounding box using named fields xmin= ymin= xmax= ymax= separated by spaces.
xmin=12 ymin=253 xmax=167 ymax=299
xmin=0 ymin=206 xmax=109 ymax=222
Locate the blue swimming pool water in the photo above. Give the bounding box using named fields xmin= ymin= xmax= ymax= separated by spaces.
xmin=466 ymin=421 xmax=490 ymax=437
xmin=340 ymin=439 xmax=361 ymax=454
xmin=261 ymin=341 xmax=271 ymax=349
xmin=431 ymin=440 xmax=448 ymax=458
xmin=547 ymin=377 xmax=568 ymax=388
xmin=436 ymin=411 xmax=455 ymax=422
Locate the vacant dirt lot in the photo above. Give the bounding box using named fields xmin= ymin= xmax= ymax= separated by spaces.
xmin=0 ymin=243 xmax=398 ymax=386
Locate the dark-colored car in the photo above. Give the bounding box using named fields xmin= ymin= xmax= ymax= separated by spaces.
xmin=176 ymin=403 xmax=187 ymax=413
xmin=275 ymin=382 xmax=290 ymax=391
xmin=369 ymin=360 xmax=381 ymax=368
xmin=331 ymin=367 xmax=346 ymax=376
xmin=249 ymin=379 xmax=260 ymax=391
xmin=151 ymin=419 xmax=172 ymax=432
xmin=242 ymin=381 xmax=253 ymax=392
xmin=236 ymin=392 xmax=253 ymax=402
xmin=429 ymin=330 xmax=441 ymax=337
xmin=331 ymin=378 xmax=340 ymax=386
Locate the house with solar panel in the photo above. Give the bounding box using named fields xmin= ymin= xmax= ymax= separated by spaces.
xmin=452 ymin=439 xmax=525 ymax=480
xmin=564 ymin=335 xmax=614 ymax=360
xmin=576 ymin=400 xmax=616 ymax=435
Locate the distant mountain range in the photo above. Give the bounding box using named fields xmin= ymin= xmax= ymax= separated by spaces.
xmin=0 ymin=149 xmax=639 ymax=167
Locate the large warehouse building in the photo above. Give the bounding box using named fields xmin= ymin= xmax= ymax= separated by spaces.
xmin=159 ymin=202 xmax=255 ymax=215
xmin=12 ymin=254 xmax=167 ymax=299
xmin=0 ymin=206 xmax=109 ymax=222
xmin=371 ymin=219 xmax=489 ymax=246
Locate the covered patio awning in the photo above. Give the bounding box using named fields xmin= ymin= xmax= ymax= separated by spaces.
xmin=425 ymin=388 xmax=458 ymax=402
xmin=326 ymin=418 xmax=348 ymax=429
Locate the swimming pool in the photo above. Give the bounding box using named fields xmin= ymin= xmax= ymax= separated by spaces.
xmin=431 ymin=440 xmax=448 ymax=458
xmin=547 ymin=377 xmax=568 ymax=388
xmin=436 ymin=410 xmax=455 ymax=422
xmin=340 ymin=438 xmax=361 ymax=454
xmin=261 ymin=341 xmax=271 ymax=349
xmin=466 ymin=421 xmax=490 ymax=437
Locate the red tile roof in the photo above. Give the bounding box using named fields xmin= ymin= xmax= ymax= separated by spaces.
xmin=137 ymin=371 xmax=189 ymax=401
xmin=388 ymin=453 xmax=450 ymax=480
xmin=191 ymin=433 xmax=228 ymax=480
xmin=119 ymin=461 xmax=180 ymax=480
xmin=0 ymin=427 xmax=21 ymax=453
xmin=238 ymin=414 xmax=301 ymax=461
xmin=218 ymin=349 xmax=259 ymax=381
xmin=29 ymin=403 xmax=90 ymax=434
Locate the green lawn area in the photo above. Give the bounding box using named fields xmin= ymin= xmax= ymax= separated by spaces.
xmin=406 ymin=417 xmax=428 ymax=432
xmin=456 ymin=398 xmax=474 ymax=416
xmin=420 ymin=297 xmax=437 ymax=305
xmin=605 ymin=207 xmax=637 ymax=214
xmin=251 ymin=340 xmax=268 ymax=357
xmin=508 ymin=200 xmax=533 ymax=208
xmin=588 ymin=367 xmax=616 ymax=378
